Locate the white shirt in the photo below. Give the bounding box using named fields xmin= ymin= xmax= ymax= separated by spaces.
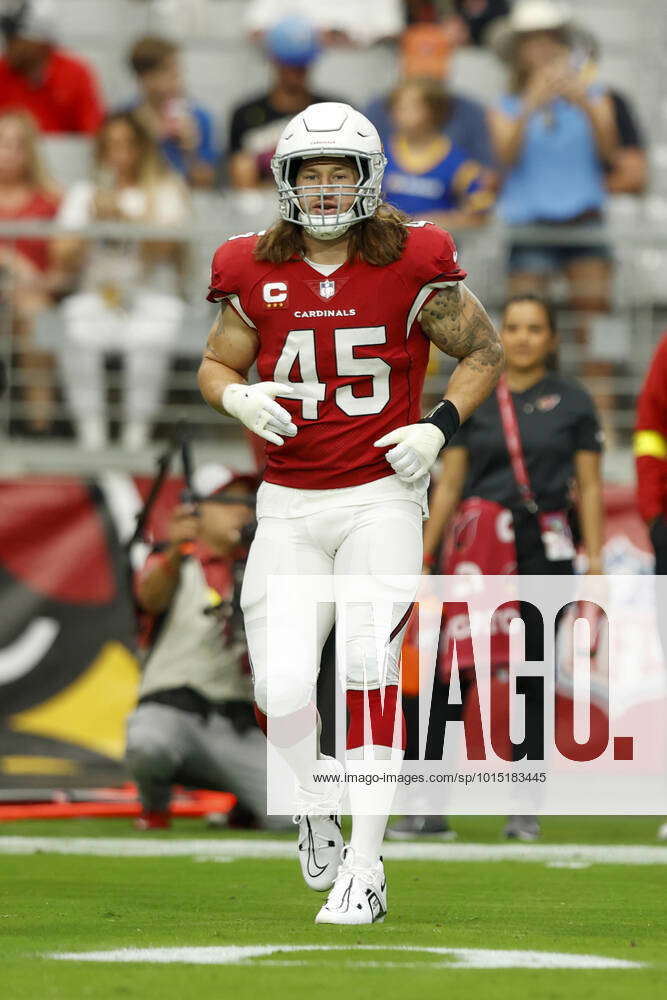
xmin=58 ymin=179 xmax=189 ymax=297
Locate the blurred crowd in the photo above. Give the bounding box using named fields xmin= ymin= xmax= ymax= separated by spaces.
xmin=0 ymin=0 xmax=651 ymax=448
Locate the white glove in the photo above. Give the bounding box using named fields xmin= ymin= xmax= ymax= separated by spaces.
xmin=374 ymin=423 xmax=445 ymax=483
xmin=222 ymin=382 xmax=297 ymax=446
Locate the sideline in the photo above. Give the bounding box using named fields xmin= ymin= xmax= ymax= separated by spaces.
xmin=2 ymin=836 xmax=667 ymax=864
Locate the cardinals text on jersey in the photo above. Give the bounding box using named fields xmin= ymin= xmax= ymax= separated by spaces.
xmin=207 ymin=222 xmax=466 ymax=490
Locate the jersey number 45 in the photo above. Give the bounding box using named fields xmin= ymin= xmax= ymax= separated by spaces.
xmin=273 ymin=326 xmax=390 ymax=420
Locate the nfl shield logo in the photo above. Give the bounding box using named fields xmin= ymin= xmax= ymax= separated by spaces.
xmin=319 ymin=279 xmax=336 ymax=299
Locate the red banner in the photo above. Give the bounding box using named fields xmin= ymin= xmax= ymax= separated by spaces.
xmin=0 ymin=478 xmax=653 ymax=792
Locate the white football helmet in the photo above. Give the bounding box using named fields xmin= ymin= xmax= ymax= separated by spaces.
xmin=271 ymin=103 xmax=387 ymax=240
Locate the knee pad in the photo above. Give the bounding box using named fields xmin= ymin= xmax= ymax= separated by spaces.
xmin=344 ymin=636 xmax=401 ymax=689
xmin=253 ymin=674 xmax=313 ymax=718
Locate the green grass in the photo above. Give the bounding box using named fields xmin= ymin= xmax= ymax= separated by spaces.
xmin=0 ymin=813 xmax=661 ymax=842
xmin=1 ymin=817 xmax=666 ymax=1000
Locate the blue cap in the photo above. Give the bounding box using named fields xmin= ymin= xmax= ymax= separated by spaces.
xmin=265 ymin=15 xmax=321 ymax=67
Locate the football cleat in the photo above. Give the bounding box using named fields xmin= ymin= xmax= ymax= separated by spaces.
xmin=315 ymin=846 xmax=387 ymax=925
xmin=294 ymin=755 xmax=344 ymax=891
xmin=295 ymin=812 xmax=344 ymax=891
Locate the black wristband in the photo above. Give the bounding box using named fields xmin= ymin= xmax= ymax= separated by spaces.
xmin=418 ymin=399 xmax=460 ymax=446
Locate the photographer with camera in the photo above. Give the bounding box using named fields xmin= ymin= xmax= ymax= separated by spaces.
xmin=125 ymin=462 xmax=288 ymax=831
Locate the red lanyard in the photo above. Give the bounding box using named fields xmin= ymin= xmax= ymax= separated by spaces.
xmin=496 ymin=374 xmax=538 ymax=514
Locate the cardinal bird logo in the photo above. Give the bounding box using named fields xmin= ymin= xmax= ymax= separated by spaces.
xmin=536 ymin=394 xmax=561 ymax=412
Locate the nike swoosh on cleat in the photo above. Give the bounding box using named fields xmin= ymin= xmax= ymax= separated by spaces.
xmin=333 ymin=878 xmax=353 ymax=913
xmin=304 ymin=819 xmax=329 ymax=878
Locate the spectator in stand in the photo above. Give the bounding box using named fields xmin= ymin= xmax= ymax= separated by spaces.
xmin=488 ymin=1 xmax=618 ymax=433
xmin=405 ymin=1 xmax=510 ymax=48
xmin=52 ymin=112 xmax=189 ymax=451
xmin=229 ymin=16 xmax=338 ymax=189
xmin=245 ymin=0 xmax=404 ymax=47
xmin=364 ymin=25 xmax=496 ymax=172
xmin=390 ymin=293 xmax=604 ymax=842
xmin=128 ymin=463 xmax=290 ymax=832
xmin=489 ymin=1 xmax=617 ymax=290
xmin=0 ymin=109 xmax=59 ymax=433
xmin=383 ymin=77 xmax=494 ymax=228
xmin=452 ymin=0 xmax=511 ymax=46
xmin=579 ymin=31 xmax=648 ymax=196
xmin=0 ymin=0 xmax=105 ymax=134
xmin=125 ymin=35 xmax=217 ymax=190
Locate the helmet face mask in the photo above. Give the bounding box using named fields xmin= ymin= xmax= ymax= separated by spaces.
xmin=271 ymin=104 xmax=387 ymax=240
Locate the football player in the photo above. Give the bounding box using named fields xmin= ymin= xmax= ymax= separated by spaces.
xmin=198 ymin=103 xmax=503 ymax=924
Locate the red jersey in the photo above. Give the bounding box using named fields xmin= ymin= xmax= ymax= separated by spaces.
xmin=0 ymin=189 xmax=59 ymax=272
xmin=635 ymin=333 xmax=667 ymax=521
xmin=207 ymin=222 xmax=466 ymax=490
xmin=0 ymin=49 xmax=105 ymax=134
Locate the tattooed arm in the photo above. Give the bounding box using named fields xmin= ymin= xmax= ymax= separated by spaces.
xmin=197 ymin=302 xmax=259 ymax=415
xmin=418 ymin=282 xmax=504 ymax=423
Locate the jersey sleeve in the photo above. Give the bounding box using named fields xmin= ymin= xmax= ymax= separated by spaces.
xmin=407 ymin=222 xmax=468 ymax=289
xmin=206 ymin=236 xmax=258 ymax=328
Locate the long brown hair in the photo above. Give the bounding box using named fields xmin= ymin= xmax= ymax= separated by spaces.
xmin=93 ymin=111 xmax=170 ymax=189
xmin=0 ymin=110 xmax=59 ymax=194
xmin=388 ymin=77 xmax=451 ymax=130
xmin=254 ymin=203 xmax=409 ymax=267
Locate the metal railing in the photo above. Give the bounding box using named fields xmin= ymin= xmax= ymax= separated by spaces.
xmin=1 ymin=206 xmax=665 ymax=471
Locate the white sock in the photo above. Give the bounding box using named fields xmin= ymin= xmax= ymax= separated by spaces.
xmin=349 ymin=813 xmax=389 ymax=868
xmin=347 ymin=743 xmax=404 ymax=866
xmin=280 ymin=725 xmax=321 ymax=792
xmin=265 ymin=707 xmax=323 ymax=794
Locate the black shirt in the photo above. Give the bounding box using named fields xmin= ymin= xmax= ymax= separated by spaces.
xmin=229 ymin=92 xmax=338 ymax=180
xmin=452 ymin=374 xmax=603 ymax=511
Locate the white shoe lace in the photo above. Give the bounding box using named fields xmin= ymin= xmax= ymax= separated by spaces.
xmin=334 ymin=847 xmax=383 ymax=889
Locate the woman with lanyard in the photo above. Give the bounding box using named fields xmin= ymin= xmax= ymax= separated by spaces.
xmin=389 ymin=293 xmax=604 ymax=842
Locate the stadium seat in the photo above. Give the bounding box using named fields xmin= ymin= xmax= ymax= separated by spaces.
xmin=42 ymin=137 xmax=93 ymax=189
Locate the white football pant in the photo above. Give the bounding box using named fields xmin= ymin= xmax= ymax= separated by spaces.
xmin=241 ymin=486 xmax=423 ymax=717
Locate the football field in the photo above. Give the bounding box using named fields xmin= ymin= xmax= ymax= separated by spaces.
xmin=1 ymin=816 xmax=666 ymax=1000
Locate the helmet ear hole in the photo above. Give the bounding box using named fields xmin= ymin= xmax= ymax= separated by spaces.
xmin=287 ymin=157 xmax=303 ymax=188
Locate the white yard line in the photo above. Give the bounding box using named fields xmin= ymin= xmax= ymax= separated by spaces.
xmin=46 ymin=943 xmax=644 ymax=970
xmin=1 ymin=836 xmax=667 ymax=865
